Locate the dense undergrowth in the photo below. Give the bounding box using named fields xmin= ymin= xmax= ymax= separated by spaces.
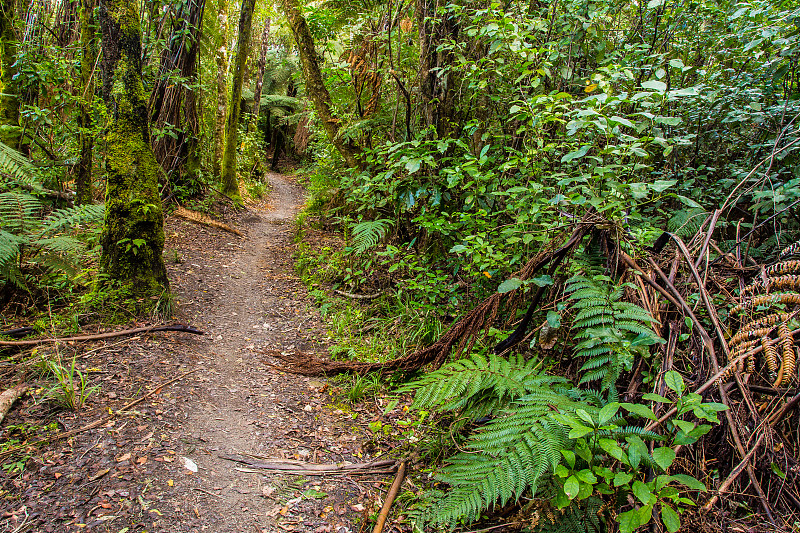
xmin=291 ymin=0 xmax=800 ymax=530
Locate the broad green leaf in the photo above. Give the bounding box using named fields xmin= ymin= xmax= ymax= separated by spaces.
xmin=642 ymin=80 xmax=667 ymax=92
xmin=671 ymin=474 xmax=706 ymax=491
xmin=497 ymin=277 xmax=522 ymax=294
xmin=547 ymin=310 xmax=562 ymax=328
xmin=669 ymin=59 xmax=685 ymax=69
xmin=569 ymin=425 xmax=594 ymax=439
xmin=614 ymin=471 xmax=633 ymax=487
xmin=632 ymin=480 xmax=654 ymax=505
xmin=652 ymin=447 xmax=677 ymax=470
xmin=405 ymin=158 xmax=421 ymax=173
xmin=610 ymin=115 xmax=634 ymax=128
xmin=621 ymin=402 xmax=657 ymax=420
xmin=599 ymin=402 xmax=620 ymax=425
xmin=561 ymin=145 xmax=590 ymax=163
xmin=664 ymin=370 xmax=685 ymax=395
xmin=576 ymin=469 xmax=598 ymax=484
xmin=661 ymin=504 xmax=681 ymax=533
xmin=564 ymin=475 xmax=580 ymax=499
xmin=530 ymin=274 xmax=554 ymax=287
xmin=599 ymin=438 xmax=626 ymax=462
xmin=642 ymin=392 xmax=672 ymax=403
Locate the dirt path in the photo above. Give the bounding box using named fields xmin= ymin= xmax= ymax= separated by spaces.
xmin=162 ymin=172 xmax=369 ymax=532
xmin=1 ymin=173 xmax=380 ymax=533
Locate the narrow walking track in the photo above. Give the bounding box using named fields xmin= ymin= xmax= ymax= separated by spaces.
xmin=162 ymin=172 xmax=367 ymax=532
xmin=0 ymin=173 xmax=374 ymax=533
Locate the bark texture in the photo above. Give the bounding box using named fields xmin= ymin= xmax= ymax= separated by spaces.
xmin=76 ymin=0 xmax=98 ymax=205
xmin=98 ymin=0 xmax=169 ymax=308
xmin=220 ymin=0 xmax=255 ymax=199
xmin=281 ymin=0 xmax=361 ymax=168
xmin=149 ymin=0 xmax=204 ymax=191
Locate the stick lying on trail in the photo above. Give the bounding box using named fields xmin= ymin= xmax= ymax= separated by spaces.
xmin=220 ymin=454 xmax=397 ymax=475
xmin=0 ymin=324 xmax=204 ymax=347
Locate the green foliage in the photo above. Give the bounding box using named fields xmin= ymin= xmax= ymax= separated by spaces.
xmin=349 ymin=218 xmax=393 ymax=255
xmin=0 ymin=143 xmax=104 ymax=293
xmin=565 ymin=275 xmax=662 ymax=394
xmin=39 ymin=351 xmax=100 ymax=411
xmin=404 ymin=353 xmax=716 ymax=532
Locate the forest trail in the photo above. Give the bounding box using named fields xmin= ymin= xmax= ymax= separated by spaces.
xmin=161 ymin=172 xmax=367 ymax=532
xmin=0 ymin=173 xmax=375 ymax=533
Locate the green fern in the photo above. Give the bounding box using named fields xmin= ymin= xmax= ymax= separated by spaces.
xmin=405 ymin=353 xmax=597 ymax=529
xmin=0 ymin=142 xmax=40 ymax=189
xmin=667 ymin=207 xmax=707 ymax=239
xmin=0 ymin=190 xmax=104 ymax=291
xmin=349 ymin=218 xmax=393 ymax=255
xmin=565 ymin=275 xmax=662 ymax=395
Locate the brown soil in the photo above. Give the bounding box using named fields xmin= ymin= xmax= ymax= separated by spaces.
xmin=0 ymin=172 xmax=397 ymax=533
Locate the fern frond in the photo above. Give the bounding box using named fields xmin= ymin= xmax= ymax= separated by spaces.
xmin=0 ymin=142 xmax=40 ymax=189
xmin=349 ymin=218 xmax=393 ymax=255
xmin=39 ymin=203 xmax=104 ymax=236
xmin=0 ymin=192 xmax=42 ymax=233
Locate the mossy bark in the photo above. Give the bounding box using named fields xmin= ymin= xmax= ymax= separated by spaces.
xmin=220 ymin=0 xmax=255 ymax=200
xmin=281 ymin=0 xmax=361 ymax=169
xmin=0 ymin=0 xmax=20 ymax=148
xmin=98 ymin=0 xmax=169 ymax=308
xmin=76 ymin=0 xmax=98 ymax=205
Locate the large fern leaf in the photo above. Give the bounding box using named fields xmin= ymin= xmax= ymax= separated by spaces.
xmin=349 ymin=218 xmax=393 ymax=255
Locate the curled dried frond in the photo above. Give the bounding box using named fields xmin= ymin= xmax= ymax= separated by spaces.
xmin=731 ymin=292 xmax=800 ymax=315
xmin=743 ymin=275 xmax=800 ymax=294
xmin=766 ymin=260 xmax=800 ymax=276
xmin=780 ymin=239 xmax=800 ymax=258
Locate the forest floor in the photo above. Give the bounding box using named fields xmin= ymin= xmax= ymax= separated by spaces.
xmin=0 ymin=172 xmax=403 ymax=532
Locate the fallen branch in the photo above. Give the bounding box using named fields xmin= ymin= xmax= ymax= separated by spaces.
xmin=0 ymin=369 xmax=197 ymax=461
xmin=373 ymin=461 xmax=406 ymax=533
xmin=0 ymin=383 xmax=28 ymax=425
xmin=174 ymin=206 xmax=243 ymax=236
xmin=334 ymin=289 xmax=386 ymax=300
xmin=0 ymin=324 xmax=203 ymax=347
xmin=220 ymin=454 xmax=396 ymax=475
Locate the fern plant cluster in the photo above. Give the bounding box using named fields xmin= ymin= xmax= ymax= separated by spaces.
xmin=402 ymin=273 xmax=719 ymax=533
xmin=0 ymin=142 xmax=103 ymax=295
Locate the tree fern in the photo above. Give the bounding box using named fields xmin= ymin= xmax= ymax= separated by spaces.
xmin=349 ymin=218 xmax=393 ymax=255
xmin=565 ymin=275 xmax=662 ymax=394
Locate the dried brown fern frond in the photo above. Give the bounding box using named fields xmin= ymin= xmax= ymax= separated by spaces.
xmin=731 ymin=292 xmax=800 ymax=315
xmin=766 ymin=260 xmax=800 ymax=276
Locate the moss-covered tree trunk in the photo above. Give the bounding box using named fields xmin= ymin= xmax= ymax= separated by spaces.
xmin=76 ymin=0 xmax=97 ymax=205
xmin=98 ymin=0 xmax=169 ymax=308
xmin=212 ymin=0 xmax=228 ymax=180
xmin=219 ymin=0 xmax=255 ymax=200
xmin=0 ymin=0 xmax=20 ymax=148
xmin=281 ymin=0 xmax=361 ymax=169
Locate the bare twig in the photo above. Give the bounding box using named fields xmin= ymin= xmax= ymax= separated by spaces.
xmin=0 ymin=324 xmax=203 ymax=347
xmin=372 ymin=461 xmax=406 ymax=533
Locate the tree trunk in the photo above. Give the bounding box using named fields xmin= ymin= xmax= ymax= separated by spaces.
xmin=416 ymin=0 xmax=458 ymax=138
xmin=76 ymin=0 xmax=97 ymax=205
xmin=149 ymin=0 xmax=204 ymax=193
xmin=219 ymin=0 xmax=255 ymax=199
xmin=98 ymin=0 xmax=170 ymax=311
xmin=0 ymin=0 xmax=20 ymax=148
xmin=212 ymin=0 xmax=228 ymax=179
xmin=249 ymin=18 xmax=270 ymax=132
xmin=281 ymin=0 xmax=361 ymax=168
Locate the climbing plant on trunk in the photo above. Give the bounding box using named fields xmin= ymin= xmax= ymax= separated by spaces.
xmin=219 ymin=0 xmax=255 ymax=200
xmin=281 ymin=0 xmax=361 ymax=169
xmin=98 ymin=0 xmax=170 ymax=312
